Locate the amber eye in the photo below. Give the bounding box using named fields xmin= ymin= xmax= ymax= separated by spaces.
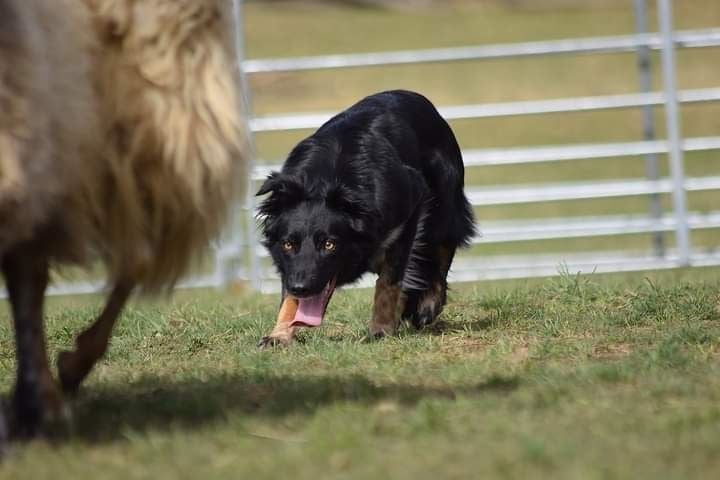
xmin=282 ymin=241 xmax=294 ymax=252
xmin=324 ymin=239 xmax=337 ymax=252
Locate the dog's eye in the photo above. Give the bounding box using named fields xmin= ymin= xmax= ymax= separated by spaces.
xmin=324 ymin=239 xmax=337 ymax=252
xmin=281 ymin=241 xmax=294 ymax=252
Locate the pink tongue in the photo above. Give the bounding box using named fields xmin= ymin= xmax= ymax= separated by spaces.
xmin=290 ymin=281 xmax=335 ymax=328
xmin=291 ymin=295 xmax=326 ymax=327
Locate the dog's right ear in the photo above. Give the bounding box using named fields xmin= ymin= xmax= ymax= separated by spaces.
xmin=256 ymin=172 xmax=304 ymax=197
xmin=256 ymin=172 xmax=304 ymax=217
xmin=256 ymin=172 xmax=282 ymax=197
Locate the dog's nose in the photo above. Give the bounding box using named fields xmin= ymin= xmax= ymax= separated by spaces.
xmin=288 ymin=283 xmax=311 ymax=297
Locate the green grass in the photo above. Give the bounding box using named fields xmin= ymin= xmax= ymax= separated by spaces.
xmin=1 ymin=268 xmax=720 ymax=478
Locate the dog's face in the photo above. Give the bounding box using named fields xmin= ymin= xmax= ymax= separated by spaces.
xmin=267 ymin=202 xmax=347 ymax=297
xmin=257 ymin=173 xmax=376 ymax=298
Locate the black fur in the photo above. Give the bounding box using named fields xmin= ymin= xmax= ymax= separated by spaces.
xmin=257 ymin=90 xmax=476 ymax=327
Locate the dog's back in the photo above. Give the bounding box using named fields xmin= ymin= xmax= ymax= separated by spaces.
xmin=296 ymin=90 xmax=476 ymax=248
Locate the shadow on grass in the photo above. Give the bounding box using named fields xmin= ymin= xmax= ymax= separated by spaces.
xmin=412 ymin=315 xmax=501 ymax=336
xmin=70 ymin=372 xmax=518 ymax=443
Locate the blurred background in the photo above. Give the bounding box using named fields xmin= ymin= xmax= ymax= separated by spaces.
xmin=239 ymin=0 xmax=720 ymax=288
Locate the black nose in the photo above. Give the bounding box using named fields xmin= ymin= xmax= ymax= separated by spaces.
xmin=288 ymin=282 xmax=311 ymax=297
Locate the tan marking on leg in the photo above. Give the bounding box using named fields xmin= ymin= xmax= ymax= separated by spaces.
xmin=369 ymin=272 xmax=401 ymax=337
xmin=258 ymin=296 xmax=299 ymax=347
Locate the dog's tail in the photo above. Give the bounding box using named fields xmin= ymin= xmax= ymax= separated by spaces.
xmin=453 ymin=188 xmax=478 ymax=248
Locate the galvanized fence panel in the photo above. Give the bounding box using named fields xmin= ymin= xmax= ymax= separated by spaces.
xmin=237 ymin=0 xmax=720 ymax=294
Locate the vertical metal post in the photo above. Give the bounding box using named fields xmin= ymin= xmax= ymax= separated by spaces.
xmin=657 ymin=0 xmax=691 ymax=266
xmin=213 ymin=0 xmax=246 ymax=288
xmin=633 ymin=0 xmax=664 ymax=257
xmin=231 ymin=0 xmax=262 ymax=290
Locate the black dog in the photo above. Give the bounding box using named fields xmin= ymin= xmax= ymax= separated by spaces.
xmin=256 ymin=90 xmax=476 ymax=346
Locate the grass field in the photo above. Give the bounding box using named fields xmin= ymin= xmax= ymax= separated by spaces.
xmin=1 ymin=268 xmax=719 ymax=478
xmin=1 ymin=1 xmax=720 ymax=478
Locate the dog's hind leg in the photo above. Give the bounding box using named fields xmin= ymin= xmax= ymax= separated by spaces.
xmin=369 ymin=204 xmax=430 ymax=338
xmin=403 ymin=245 xmax=456 ymax=330
xmin=2 ymin=241 xmax=69 ymax=439
xmin=57 ymin=282 xmax=133 ymax=394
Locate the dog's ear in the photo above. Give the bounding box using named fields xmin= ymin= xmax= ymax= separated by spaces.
xmin=256 ymin=172 xmax=304 ymax=217
xmin=325 ymin=184 xmax=376 ymax=234
xmin=256 ymin=172 xmax=282 ymax=197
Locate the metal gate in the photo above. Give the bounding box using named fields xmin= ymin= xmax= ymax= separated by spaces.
xmin=236 ymin=0 xmax=720 ymax=294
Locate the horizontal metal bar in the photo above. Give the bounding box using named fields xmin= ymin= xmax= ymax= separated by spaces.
xmin=251 ymin=210 xmax=720 ymax=259
xmin=440 ymin=87 xmax=720 ymax=121
xmin=6 ymin=246 xmax=719 ymax=298
xmin=466 ymin=175 xmax=720 ymax=206
xmin=251 ymin=136 xmax=720 ymax=179
xmin=478 ymin=210 xmax=720 ymax=243
xmin=251 ymin=173 xmax=720 ymax=214
xmin=249 ymin=87 xmax=720 ymax=132
xmin=243 ymin=28 xmax=720 ymax=73
xmin=1 ymin=274 xmax=225 ymax=299
xmin=462 ymin=136 xmax=720 ymax=167
xmin=254 ymin=250 xmax=720 ymax=293
xmin=447 ymin=249 xmax=720 ymax=281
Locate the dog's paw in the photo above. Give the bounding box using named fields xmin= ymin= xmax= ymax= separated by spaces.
xmin=364 ymin=324 xmax=395 ymax=342
xmin=257 ymin=335 xmax=291 ymax=349
xmin=361 ymin=331 xmax=386 ymax=343
xmin=410 ymin=309 xmax=435 ymax=330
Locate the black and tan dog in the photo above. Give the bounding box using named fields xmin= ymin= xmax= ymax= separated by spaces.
xmin=257 ymin=90 xmax=476 ymax=347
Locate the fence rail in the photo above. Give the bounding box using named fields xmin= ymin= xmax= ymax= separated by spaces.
xmin=249 ymin=87 xmax=720 ymax=133
xmin=253 ymin=136 xmax=720 ymax=180
xmin=465 ymin=175 xmax=720 ymax=206
xmin=478 ymin=211 xmax=720 ymax=244
xmin=243 ymin=28 xmax=720 ymax=73
xmin=253 ymin=249 xmax=720 ymax=294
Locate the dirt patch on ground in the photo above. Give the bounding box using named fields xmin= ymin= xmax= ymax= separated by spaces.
xmin=590 ymin=343 xmax=632 ymax=360
xmin=509 ymin=343 xmax=530 ymax=365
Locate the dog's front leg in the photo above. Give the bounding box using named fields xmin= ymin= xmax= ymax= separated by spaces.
xmin=258 ymin=295 xmax=299 ymax=348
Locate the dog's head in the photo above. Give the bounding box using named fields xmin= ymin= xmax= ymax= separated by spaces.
xmin=257 ymin=171 xmax=376 ymax=325
xmin=257 ymin=172 xmax=377 ymax=295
